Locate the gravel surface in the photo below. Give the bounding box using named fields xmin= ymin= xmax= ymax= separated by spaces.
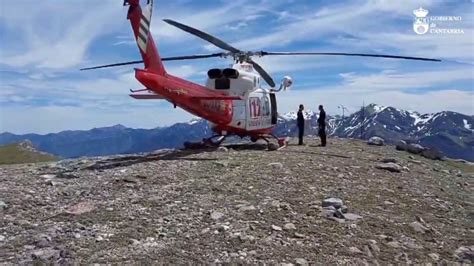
xmin=1 ymin=138 xmax=473 ymax=264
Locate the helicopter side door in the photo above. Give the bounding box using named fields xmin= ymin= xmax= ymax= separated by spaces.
xmin=231 ymin=100 xmax=246 ymax=129
xmin=269 ymin=92 xmax=277 ymax=125
xmin=246 ymin=91 xmax=272 ymax=130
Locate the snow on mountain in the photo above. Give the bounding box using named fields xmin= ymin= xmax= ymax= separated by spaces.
xmin=463 ymin=119 xmax=472 ymax=130
xmin=1 ymin=104 xmax=472 ymax=161
xmin=188 ymin=118 xmax=201 ymax=125
xmin=179 ymin=105 xmax=474 ymax=161
xmin=328 ymin=104 xmax=473 ymax=161
xmin=372 ymin=104 xmax=387 ymax=113
xmin=408 ymin=111 xmax=434 ymax=130
xmin=279 ymin=109 xmax=315 ymax=121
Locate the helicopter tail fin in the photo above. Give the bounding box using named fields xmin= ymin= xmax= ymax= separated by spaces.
xmin=125 ymin=0 xmax=166 ymax=75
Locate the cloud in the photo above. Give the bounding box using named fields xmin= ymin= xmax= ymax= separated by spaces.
xmin=0 ymin=70 xmax=140 ymax=109
xmin=0 ymin=1 xmax=124 ymax=69
xmin=335 ymin=67 xmax=473 ymax=91
xmin=254 ymin=55 xmax=343 ymax=75
xmin=232 ymin=0 xmax=473 ymax=64
xmin=232 ymin=1 xmax=384 ymax=49
xmin=0 ymin=0 xmax=472 ymax=134
xmin=279 ymin=88 xmax=473 ymax=117
xmin=0 ymin=105 xmax=194 ymax=134
xmin=151 ymin=0 xmax=276 ymax=45
xmin=339 ymin=29 xmax=474 ymax=62
xmin=166 ymin=65 xmax=200 ymax=78
xmin=277 ymin=67 xmax=474 ymax=115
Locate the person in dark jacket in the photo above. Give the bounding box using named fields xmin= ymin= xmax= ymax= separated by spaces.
xmin=297 ymin=104 xmax=305 ymax=145
xmin=317 ymin=105 xmax=327 ymax=146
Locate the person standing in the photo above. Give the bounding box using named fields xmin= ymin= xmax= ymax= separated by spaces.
xmin=317 ymin=105 xmax=327 ymax=146
xmin=297 ymin=104 xmax=305 ymax=145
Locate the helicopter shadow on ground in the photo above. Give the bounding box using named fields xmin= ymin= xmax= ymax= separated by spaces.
xmin=222 ymin=142 xmax=269 ymax=151
xmin=84 ymin=142 xmax=272 ymax=171
xmin=286 ymin=143 xmax=307 ymax=147
xmin=281 ymin=149 xmax=352 ymax=159
xmin=85 ymin=149 xmax=220 ymax=171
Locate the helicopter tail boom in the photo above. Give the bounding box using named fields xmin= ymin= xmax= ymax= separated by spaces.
xmin=126 ymin=0 xmax=166 ymax=75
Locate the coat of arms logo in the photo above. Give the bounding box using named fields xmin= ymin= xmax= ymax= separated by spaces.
xmin=413 ymin=7 xmax=429 ymax=35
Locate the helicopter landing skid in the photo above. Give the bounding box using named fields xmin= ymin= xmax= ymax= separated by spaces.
xmin=183 ymin=134 xmax=288 ymax=151
xmin=260 ymin=134 xmax=289 ymax=151
xmin=183 ymin=135 xmax=227 ymax=150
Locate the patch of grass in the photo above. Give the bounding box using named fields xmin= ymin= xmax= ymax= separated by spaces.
xmin=0 ymin=143 xmax=58 ymax=165
xmin=444 ymin=159 xmax=474 ymax=173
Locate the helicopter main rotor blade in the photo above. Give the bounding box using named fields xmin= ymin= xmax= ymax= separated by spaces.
xmin=259 ymin=52 xmax=441 ymax=62
xmin=163 ymin=19 xmax=241 ymax=54
xmin=80 ymin=60 xmax=143 ymax=71
xmin=162 ymin=53 xmax=227 ymax=61
xmin=80 ymin=53 xmax=226 ymax=71
xmin=249 ymin=59 xmax=276 ymax=88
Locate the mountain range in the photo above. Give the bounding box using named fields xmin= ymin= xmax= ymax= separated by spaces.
xmin=1 ymin=104 xmax=472 ymax=161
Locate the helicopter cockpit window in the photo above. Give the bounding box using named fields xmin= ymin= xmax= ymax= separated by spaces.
xmin=262 ymin=96 xmax=270 ymax=116
xmin=215 ymin=78 xmax=230 ymax=90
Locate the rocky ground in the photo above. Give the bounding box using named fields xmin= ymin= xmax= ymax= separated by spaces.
xmin=0 ymin=137 xmax=473 ymax=264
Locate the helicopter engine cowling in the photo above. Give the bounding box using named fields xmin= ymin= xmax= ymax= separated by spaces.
xmin=222 ymin=68 xmax=239 ymax=79
xmin=207 ymin=68 xmax=222 ymax=79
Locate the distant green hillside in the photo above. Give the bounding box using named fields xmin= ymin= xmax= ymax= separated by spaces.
xmin=0 ymin=141 xmax=58 ymax=165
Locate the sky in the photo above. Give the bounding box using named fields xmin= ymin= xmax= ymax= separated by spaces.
xmin=0 ymin=0 xmax=473 ymax=134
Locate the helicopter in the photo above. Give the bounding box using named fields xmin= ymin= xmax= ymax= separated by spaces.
xmin=81 ymin=0 xmax=440 ymax=149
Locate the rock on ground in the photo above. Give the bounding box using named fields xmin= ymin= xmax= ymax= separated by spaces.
xmin=322 ymin=197 xmax=343 ymax=208
xmin=367 ymin=136 xmax=384 ymax=146
xmin=216 ymin=147 xmax=228 ymax=152
xmin=453 ymin=246 xmax=474 ymax=263
xmin=421 ymin=148 xmax=444 ymax=160
xmin=210 ymin=211 xmax=224 ymax=221
xmin=376 ymin=162 xmax=402 ymax=173
xmin=295 ymin=258 xmax=308 ymax=265
xmin=409 ymin=221 xmax=429 ymax=234
xmin=406 ymin=143 xmax=425 ymax=154
xmin=395 ymin=140 xmax=409 ymax=151
xmin=268 ymin=162 xmax=283 ymax=169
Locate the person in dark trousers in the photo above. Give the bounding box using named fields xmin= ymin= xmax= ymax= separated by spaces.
xmin=297 ymin=104 xmax=305 ymax=145
xmin=317 ymin=105 xmax=327 ymax=146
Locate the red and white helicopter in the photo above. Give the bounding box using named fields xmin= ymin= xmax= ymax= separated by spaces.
xmin=82 ymin=0 xmax=440 ymax=149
